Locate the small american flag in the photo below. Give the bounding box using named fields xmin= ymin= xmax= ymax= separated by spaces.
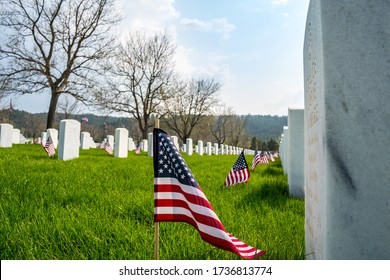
xmin=266 ymin=151 xmax=275 ymax=162
xmin=44 ymin=134 xmax=55 ymax=157
xmin=104 ymin=141 xmax=113 ymax=155
xmin=224 ymin=151 xmax=250 ymax=187
xmin=154 ymin=128 xmax=264 ymax=259
xmin=252 ymin=148 xmax=261 ymax=170
xmin=135 ymin=146 xmax=141 ymax=154
xmin=258 ymin=150 xmax=269 ymax=164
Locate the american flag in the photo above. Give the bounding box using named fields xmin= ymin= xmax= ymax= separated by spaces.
xmin=153 ymin=128 xmax=264 ymax=259
xmin=104 ymin=141 xmax=113 ymax=155
xmin=258 ymin=150 xmax=269 ymax=164
xmin=266 ymin=151 xmax=275 ymax=162
xmin=44 ymin=134 xmax=55 ymax=157
xmin=224 ymin=151 xmax=250 ymax=187
xmin=135 ymin=146 xmax=141 ymax=154
xmin=252 ymin=148 xmax=261 ymax=170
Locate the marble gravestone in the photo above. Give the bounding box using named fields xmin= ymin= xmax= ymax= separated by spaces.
xmin=58 ymin=119 xmax=81 ymax=161
xmin=186 ymin=138 xmax=193 ymax=155
xmin=0 ymin=124 xmax=13 ymax=148
xmin=197 ymin=140 xmax=203 ymax=156
xmin=206 ymin=142 xmax=212 ymax=156
xmin=304 ymin=0 xmax=390 ymax=259
xmin=214 ymin=143 xmax=219 ymax=155
xmin=147 ymin=132 xmax=153 ymax=157
xmin=171 ymin=136 xmax=179 ymax=151
xmin=47 ymin=128 xmax=59 ymax=149
xmin=281 ymin=126 xmax=288 ymax=174
xmin=80 ymin=132 xmax=91 ymax=150
xmin=115 ymin=128 xmax=129 ymax=158
xmin=287 ymin=108 xmax=305 ymax=198
xmin=12 ymin=129 xmax=20 ymax=144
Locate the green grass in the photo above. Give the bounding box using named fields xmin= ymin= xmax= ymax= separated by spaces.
xmin=0 ymin=145 xmax=304 ymax=260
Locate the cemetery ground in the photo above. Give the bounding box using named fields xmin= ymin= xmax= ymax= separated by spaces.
xmin=0 ymin=145 xmax=304 ymax=260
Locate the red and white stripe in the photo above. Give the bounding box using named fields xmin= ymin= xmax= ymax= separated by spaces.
xmin=155 ymin=177 xmax=264 ymax=259
xmin=224 ymin=167 xmax=249 ymax=187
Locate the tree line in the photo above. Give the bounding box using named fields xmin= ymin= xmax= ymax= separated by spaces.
xmin=0 ymin=0 xmax=284 ymax=150
xmin=1 ymin=108 xmax=284 ymax=151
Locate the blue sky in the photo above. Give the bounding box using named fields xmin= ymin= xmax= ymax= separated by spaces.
xmin=6 ymin=0 xmax=310 ymax=116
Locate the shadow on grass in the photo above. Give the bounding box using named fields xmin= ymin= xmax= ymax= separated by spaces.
xmin=238 ymin=178 xmax=289 ymax=210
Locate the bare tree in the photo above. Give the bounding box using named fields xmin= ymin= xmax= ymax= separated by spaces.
xmin=209 ymin=105 xmax=235 ymax=145
xmin=94 ymin=31 xmax=177 ymax=139
xmin=0 ymin=0 xmax=120 ymax=129
xmin=162 ymin=78 xmax=221 ymax=143
xmin=228 ymin=115 xmax=248 ymax=146
xmin=57 ymin=94 xmax=81 ymax=119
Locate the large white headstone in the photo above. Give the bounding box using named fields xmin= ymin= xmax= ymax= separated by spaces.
xmin=114 ymin=128 xmax=129 ymax=158
xmin=0 ymin=124 xmax=13 ymax=148
xmin=304 ymin=0 xmax=390 ymax=260
xmin=288 ymin=108 xmax=305 ymax=198
xmin=58 ymin=119 xmax=81 ymax=161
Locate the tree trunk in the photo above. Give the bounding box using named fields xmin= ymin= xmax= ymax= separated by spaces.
xmin=46 ymin=93 xmax=60 ymax=129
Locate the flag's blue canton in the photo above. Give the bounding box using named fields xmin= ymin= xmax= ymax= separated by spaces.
xmin=233 ymin=153 xmax=248 ymax=172
xmin=157 ymin=132 xmax=198 ymax=187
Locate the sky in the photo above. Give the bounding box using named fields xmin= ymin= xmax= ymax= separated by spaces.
xmin=5 ymin=0 xmax=311 ymax=116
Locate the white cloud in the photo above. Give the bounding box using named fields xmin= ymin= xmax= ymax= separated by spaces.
xmin=180 ymin=17 xmax=236 ymax=39
xmin=116 ymin=0 xmax=179 ymax=35
xmin=272 ymin=0 xmax=290 ymax=5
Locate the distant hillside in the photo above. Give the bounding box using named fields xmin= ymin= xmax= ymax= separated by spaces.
xmin=244 ymin=114 xmax=287 ymax=141
xmin=2 ymin=109 xmax=287 ymax=142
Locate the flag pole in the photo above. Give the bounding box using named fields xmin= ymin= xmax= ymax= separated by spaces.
xmin=154 ymin=117 xmax=160 ymax=260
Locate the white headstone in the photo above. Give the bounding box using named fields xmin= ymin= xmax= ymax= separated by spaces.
xmin=220 ymin=144 xmax=224 ymax=155
xmin=147 ymin=132 xmax=153 ymax=156
xmin=41 ymin=132 xmax=47 ymax=147
xmin=114 ymin=128 xmax=129 ymax=158
xmin=0 ymin=124 xmax=13 ymax=148
xmin=282 ymin=126 xmax=289 ymax=174
xmin=214 ymin=143 xmax=219 ymax=155
xmin=107 ymin=135 xmax=114 ymax=149
xmin=47 ymin=128 xmax=58 ymax=149
xmin=80 ymin=132 xmax=91 ymax=150
xmin=304 ymin=0 xmax=390 ymax=260
xmin=197 ymin=140 xmax=203 ymax=155
xmin=58 ymin=119 xmax=81 ymax=161
xmin=206 ymin=142 xmax=212 ymax=155
xmin=128 ymin=138 xmax=135 ymax=151
xmin=171 ymin=136 xmax=179 ymax=151
xmin=142 ymin=139 xmax=148 ymax=152
xmin=288 ymin=108 xmax=305 ymax=198
xmin=11 ymin=128 xmax=20 ymax=144
xmin=186 ymin=138 xmax=193 ymax=155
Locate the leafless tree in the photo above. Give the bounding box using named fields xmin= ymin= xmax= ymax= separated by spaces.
xmin=228 ymin=115 xmax=248 ymax=146
xmin=0 ymin=0 xmax=120 ymax=129
xmin=162 ymin=78 xmax=221 ymax=143
xmin=57 ymin=94 xmax=81 ymax=119
xmin=94 ymin=31 xmax=177 ymax=139
xmin=209 ymin=105 xmax=235 ymax=145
